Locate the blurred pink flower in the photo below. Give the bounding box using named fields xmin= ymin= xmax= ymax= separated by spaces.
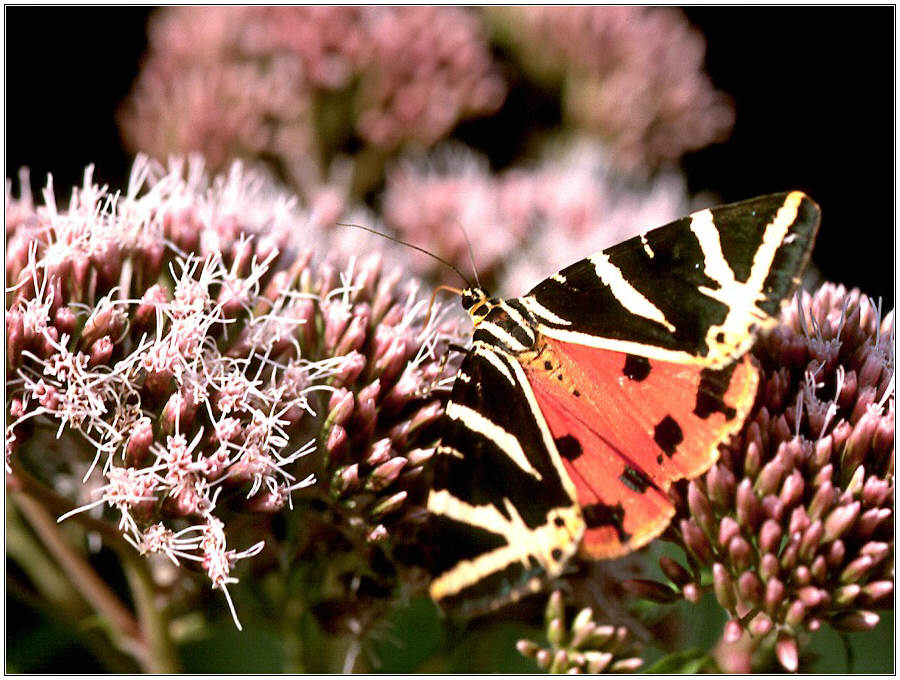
xmin=120 ymin=7 xmax=505 ymax=200
xmin=485 ymin=6 xmax=735 ymax=169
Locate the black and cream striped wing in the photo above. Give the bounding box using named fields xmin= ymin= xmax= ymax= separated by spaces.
xmin=427 ymin=342 xmax=584 ymax=615
xmin=519 ymin=191 xmax=820 ymax=365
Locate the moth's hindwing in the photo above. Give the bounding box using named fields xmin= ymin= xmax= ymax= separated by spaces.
xmin=521 ymin=338 xmax=759 ymax=558
xmin=427 ymin=343 xmax=583 ymax=615
xmin=521 ymin=191 xmax=820 ymax=366
xmin=428 ymin=191 xmax=820 ymax=614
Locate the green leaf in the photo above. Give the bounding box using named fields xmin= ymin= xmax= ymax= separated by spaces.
xmin=443 ymin=621 xmax=542 ymax=673
xmin=644 ymin=648 xmax=711 ymax=674
xmin=179 ymin=625 xmax=286 ymax=673
xmin=370 ymin=597 xmax=445 ymax=673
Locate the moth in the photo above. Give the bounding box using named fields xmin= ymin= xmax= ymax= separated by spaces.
xmin=427 ymin=191 xmax=820 ymax=615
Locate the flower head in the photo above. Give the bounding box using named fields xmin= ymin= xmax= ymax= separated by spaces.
xmin=6 ymin=156 xmax=466 ymax=632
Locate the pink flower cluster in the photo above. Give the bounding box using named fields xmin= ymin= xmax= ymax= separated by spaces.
xmin=6 ymin=156 xmax=464 ymax=629
xmin=119 ymin=7 xmax=505 ymax=199
xmin=486 ymin=6 xmax=735 ymax=169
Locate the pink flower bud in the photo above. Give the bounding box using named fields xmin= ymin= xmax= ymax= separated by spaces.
xmin=823 ymin=501 xmax=860 ymax=543
xmin=367 ymin=456 xmax=407 ymax=491
xmin=365 ymin=438 xmax=393 ymax=467
xmin=712 ymin=563 xmax=736 ymax=612
xmin=775 ymin=632 xmax=798 ymax=672
xmin=125 ymin=417 xmax=155 ymax=467
xmin=622 ymin=578 xmax=679 ymax=604
xmin=830 ymin=609 xmax=880 ymax=632
xmin=88 ymin=335 xmax=114 ymax=368
xmin=723 ymin=618 xmax=743 ymax=644
xmin=658 ymin=556 xmax=692 ymax=587
xmin=53 ymin=305 xmax=77 ymax=337
xmin=370 ymin=490 xmax=407 ymax=519
xmin=737 ymin=570 xmax=762 ymax=606
xmin=687 ymin=480 xmax=714 ymax=537
xmin=717 ymin=516 xmax=740 ymax=549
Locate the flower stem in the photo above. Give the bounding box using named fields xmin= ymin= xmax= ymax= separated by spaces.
xmin=118 ymin=546 xmax=182 ymax=673
xmin=10 ymin=490 xmax=146 ymax=659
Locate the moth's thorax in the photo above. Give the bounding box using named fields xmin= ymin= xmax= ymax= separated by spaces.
xmin=462 ymin=288 xmax=539 ymax=354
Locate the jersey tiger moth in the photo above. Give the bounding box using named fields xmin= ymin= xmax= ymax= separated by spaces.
xmin=426 ymin=191 xmax=821 ymax=615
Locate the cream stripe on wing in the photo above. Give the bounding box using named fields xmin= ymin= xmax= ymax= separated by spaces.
xmin=472 ymin=342 xmax=516 ymax=385
xmin=589 ymin=252 xmax=676 ymax=333
xmin=690 ymin=192 xmax=802 ymax=352
xmin=428 ymin=492 xmax=572 ymax=599
xmin=498 ymin=300 xmax=535 ymax=335
xmin=519 ymin=295 xmax=573 ymax=326
xmin=535 ymin=326 xmax=715 ymax=364
xmin=445 ymin=402 xmax=543 ymax=481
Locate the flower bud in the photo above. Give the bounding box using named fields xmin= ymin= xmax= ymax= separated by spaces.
xmin=735 ymin=478 xmax=761 ymax=531
xmin=723 ymin=618 xmax=743 ymax=644
xmin=798 ymin=519 xmax=824 ymax=563
xmin=775 ymin=632 xmax=798 ymax=672
xmin=125 ymin=417 xmax=155 ymax=467
xmin=830 ymin=610 xmax=880 ymax=632
xmin=622 ymin=579 xmax=679 ymax=604
xmin=764 ymin=577 xmax=785 ymax=615
xmin=370 ymin=490 xmax=407 ymax=519
xmin=367 ymin=456 xmax=407 ymax=491
xmin=658 ymin=556 xmax=692 ymax=587
xmin=823 ymin=501 xmax=860 ymax=542
xmin=712 ymin=563 xmax=736 ymax=612
xmin=737 ymin=570 xmax=762 ymax=606
xmin=688 ymin=480 xmax=715 ymax=536
xmin=680 ymin=519 xmax=713 ymax=564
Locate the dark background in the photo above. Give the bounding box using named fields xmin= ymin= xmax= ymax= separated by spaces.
xmin=5 ymin=7 xmax=895 ymax=307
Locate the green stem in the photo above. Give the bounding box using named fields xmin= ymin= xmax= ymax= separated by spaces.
xmin=118 ymin=547 xmax=182 ymax=673
xmin=11 ymin=491 xmax=146 ymax=659
xmin=6 ymin=497 xmax=88 ymax=621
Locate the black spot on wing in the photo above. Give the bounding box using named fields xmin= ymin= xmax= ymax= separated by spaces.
xmin=623 ymin=354 xmax=651 ymax=381
xmin=555 ymin=434 xmax=583 ymax=461
xmin=619 ymin=465 xmax=654 ymax=494
xmin=654 ymin=415 xmax=684 ymax=458
xmin=694 ymin=364 xmax=738 ymax=420
xmin=582 ymin=502 xmax=630 ymax=543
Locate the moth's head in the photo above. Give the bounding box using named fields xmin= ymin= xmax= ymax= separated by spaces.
xmin=461 ymin=287 xmax=495 ymax=325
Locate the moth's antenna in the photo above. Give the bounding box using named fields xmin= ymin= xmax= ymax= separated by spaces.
xmin=336 ymin=222 xmax=473 ymax=288
xmin=424 ymin=284 xmax=464 ymax=327
xmin=449 ymin=217 xmax=482 ymax=291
